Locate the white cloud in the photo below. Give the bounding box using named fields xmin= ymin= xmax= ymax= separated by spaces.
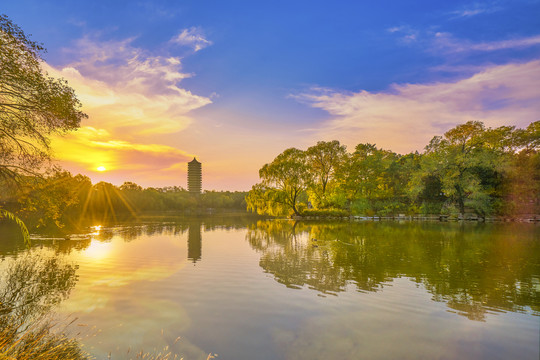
xmin=387 ymin=26 xmax=405 ymax=33
xmin=433 ymin=32 xmax=540 ymax=53
xmin=387 ymin=23 xmax=540 ymax=54
xmin=386 ymin=25 xmax=419 ymax=43
xmin=296 ymin=60 xmax=540 ymax=154
xmin=170 ymin=27 xmax=212 ymax=52
xmin=448 ymin=2 xmax=503 ymax=18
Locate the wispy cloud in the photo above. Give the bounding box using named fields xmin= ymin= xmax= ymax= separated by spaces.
xmin=386 ymin=25 xmax=419 ymax=43
xmin=296 ymin=60 xmax=540 ymax=153
xmin=448 ymin=2 xmax=503 ymax=18
xmin=170 ymin=27 xmax=212 ymax=52
xmin=432 ymin=32 xmax=540 ymax=53
xmin=388 ymin=25 xmax=540 ymax=55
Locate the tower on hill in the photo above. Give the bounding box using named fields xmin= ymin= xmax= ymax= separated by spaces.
xmin=188 ymin=157 xmax=202 ymax=193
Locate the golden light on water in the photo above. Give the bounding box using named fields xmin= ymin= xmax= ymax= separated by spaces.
xmin=84 ymin=240 xmax=113 ymax=261
xmin=97 ymin=166 xmax=107 ymax=172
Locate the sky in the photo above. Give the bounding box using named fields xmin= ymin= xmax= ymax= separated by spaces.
xmin=3 ymin=0 xmax=540 ymax=190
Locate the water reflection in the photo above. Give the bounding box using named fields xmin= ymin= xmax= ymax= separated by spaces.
xmin=0 ymin=251 xmax=78 ymax=331
xmin=2 ymin=214 xmax=260 ymax=260
xmin=1 ymin=217 xmax=538 ymax=358
xmin=188 ymin=221 xmax=202 ymax=263
xmin=246 ymin=220 xmax=540 ymax=321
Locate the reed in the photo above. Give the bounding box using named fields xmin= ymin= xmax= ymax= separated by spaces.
xmin=0 ymin=316 xmax=88 ymax=360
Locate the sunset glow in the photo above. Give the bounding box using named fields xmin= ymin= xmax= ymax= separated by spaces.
xmin=2 ymin=3 xmax=539 ymax=360
xmin=4 ymin=1 xmax=539 ymax=190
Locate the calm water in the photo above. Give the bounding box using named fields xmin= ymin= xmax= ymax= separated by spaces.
xmin=1 ymin=217 xmax=539 ymax=359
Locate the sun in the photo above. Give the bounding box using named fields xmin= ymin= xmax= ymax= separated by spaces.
xmin=96 ymin=166 xmax=107 ymax=172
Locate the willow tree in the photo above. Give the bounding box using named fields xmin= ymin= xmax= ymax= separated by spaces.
xmin=247 ymin=148 xmax=310 ymax=216
xmin=0 ymin=14 xmax=86 ymax=181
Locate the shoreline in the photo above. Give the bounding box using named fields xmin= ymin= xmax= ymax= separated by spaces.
xmin=291 ymin=214 xmax=540 ymax=223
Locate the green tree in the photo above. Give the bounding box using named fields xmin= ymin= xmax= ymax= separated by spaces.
xmin=514 ymin=121 xmax=540 ymax=151
xmin=418 ymin=121 xmax=502 ymax=216
xmin=0 ymin=14 xmax=85 ymax=241
xmin=248 ymin=148 xmax=310 ymax=216
xmin=335 ymin=143 xmax=401 ymax=215
xmin=305 ymin=140 xmax=347 ymax=208
xmin=16 ymin=169 xmax=92 ymax=229
xmin=0 ymin=14 xmax=86 ymax=181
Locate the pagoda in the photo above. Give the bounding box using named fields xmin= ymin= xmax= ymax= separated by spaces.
xmin=187 ymin=157 xmax=202 ymax=193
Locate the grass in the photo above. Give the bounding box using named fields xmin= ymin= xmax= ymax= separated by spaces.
xmin=0 ymin=316 xmax=87 ymax=360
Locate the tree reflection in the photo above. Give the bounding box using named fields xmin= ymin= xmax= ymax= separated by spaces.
xmin=0 ymin=252 xmax=78 ymax=331
xmin=246 ymin=220 xmax=540 ymax=320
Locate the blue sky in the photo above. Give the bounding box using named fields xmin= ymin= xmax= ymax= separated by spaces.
xmin=3 ymin=0 xmax=540 ymax=189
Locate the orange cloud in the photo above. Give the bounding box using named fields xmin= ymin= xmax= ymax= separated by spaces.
xmin=52 ymin=126 xmax=193 ymax=185
xmin=41 ymin=34 xmax=212 ymax=186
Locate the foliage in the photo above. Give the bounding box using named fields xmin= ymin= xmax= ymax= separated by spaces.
xmin=249 ymin=148 xmax=311 ymax=216
xmin=0 ymin=209 xmax=29 ymax=247
xmin=0 ymin=14 xmax=86 ymax=244
xmin=0 ymin=14 xmax=86 ymax=182
xmin=246 ymin=184 xmax=289 ymax=216
xmin=0 ymin=169 xmax=249 ymax=231
xmin=248 ymin=121 xmax=540 ymax=217
xmin=305 ymin=140 xmax=347 ymax=208
xmin=300 ymin=208 xmax=349 ymax=217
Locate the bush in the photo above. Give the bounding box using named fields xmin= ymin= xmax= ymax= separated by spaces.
xmin=349 ymin=198 xmax=370 ymax=216
xmin=301 ymin=208 xmax=349 ymax=217
xmin=419 ymin=201 xmax=443 ymax=215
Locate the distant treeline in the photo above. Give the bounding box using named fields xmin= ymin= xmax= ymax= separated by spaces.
xmin=0 ymin=174 xmax=247 ymax=231
xmin=246 ymin=121 xmax=539 ymax=218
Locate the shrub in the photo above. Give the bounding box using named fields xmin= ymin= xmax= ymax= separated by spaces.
xmin=301 ymin=208 xmax=349 ymax=217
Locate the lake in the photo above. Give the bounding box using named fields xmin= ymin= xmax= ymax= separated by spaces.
xmin=1 ymin=216 xmax=539 ymax=359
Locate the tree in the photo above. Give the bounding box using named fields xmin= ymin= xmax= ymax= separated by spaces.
xmin=501 ymin=121 xmax=540 ymax=215
xmin=0 ymin=15 xmax=86 ymax=240
xmin=15 ymin=169 xmax=93 ymax=229
xmin=418 ymin=121 xmax=502 ymax=216
xmin=305 ymin=140 xmax=347 ymax=208
xmin=335 ymin=143 xmax=402 ymax=215
xmin=0 ymin=14 xmax=87 ymax=182
xmin=248 ymin=148 xmax=310 ymax=216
